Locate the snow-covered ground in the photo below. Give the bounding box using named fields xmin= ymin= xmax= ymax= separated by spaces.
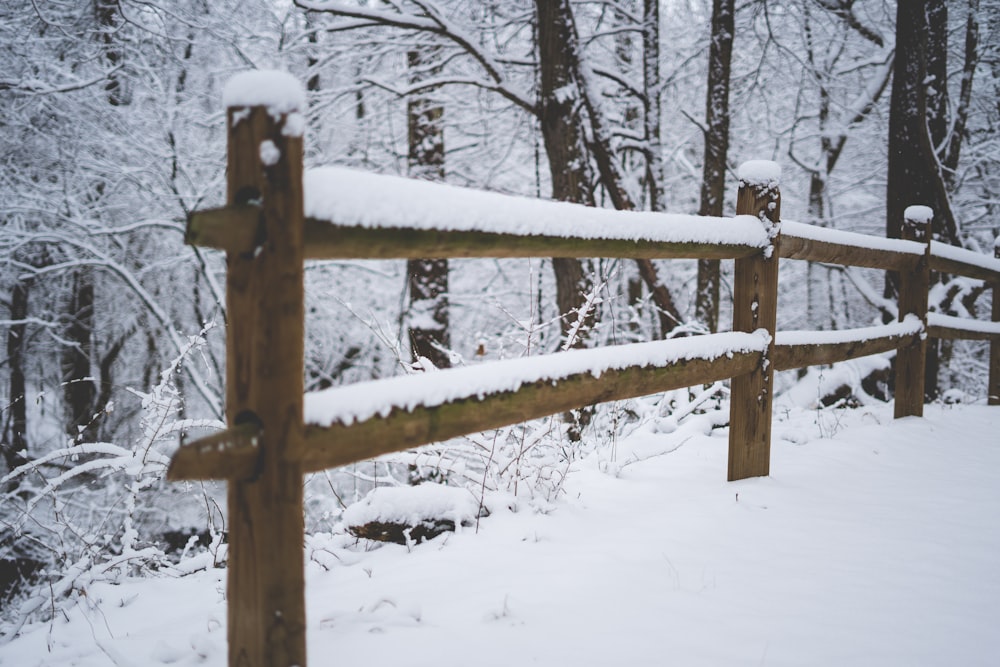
xmin=3 ymin=402 xmax=998 ymax=667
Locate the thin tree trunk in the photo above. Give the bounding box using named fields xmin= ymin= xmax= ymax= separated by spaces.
xmin=695 ymin=0 xmax=734 ymax=333
xmin=943 ymin=0 xmax=980 ymax=187
xmin=557 ymin=0 xmax=683 ymax=336
xmin=406 ymin=49 xmax=451 ymax=369
xmin=925 ymin=0 xmax=949 ymax=156
xmin=3 ymin=278 xmax=31 ymax=472
xmin=643 ymin=0 xmax=665 ymax=213
xmin=536 ymin=0 xmax=595 ymax=348
xmin=62 ymin=269 xmax=97 ymax=441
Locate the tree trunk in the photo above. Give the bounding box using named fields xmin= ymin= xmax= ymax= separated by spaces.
xmin=94 ymin=0 xmax=126 ymax=106
xmin=886 ymin=0 xmax=953 ymax=400
xmin=535 ymin=0 xmax=595 ymax=348
xmin=643 ymin=0 xmax=666 ymax=213
xmin=406 ymin=49 xmax=451 ymax=369
xmin=695 ymin=0 xmax=734 ymax=333
xmin=942 ymin=0 xmax=980 ymax=187
xmin=553 ymin=0 xmax=683 ymax=337
xmin=886 ymin=0 xmax=957 ymax=252
xmin=61 ymin=269 xmax=97 ymax=441
xmin=60 ymin=0 xmax=126 ymax=442
xmin=925 ymin=0 xmax=949 ymax=156
xmin=3 ymin=278 xmax=30 ymax=472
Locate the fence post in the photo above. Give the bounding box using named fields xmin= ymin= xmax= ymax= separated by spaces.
xmin=222 ymin=72 xmax=307 ymax=667
xmin=894 ymin=206 xmax=931 ymax=418
xmin=728 ymin=161 xmax=780 ymax=481
xmin=990 ymin=238 xmax=1000 ymax=405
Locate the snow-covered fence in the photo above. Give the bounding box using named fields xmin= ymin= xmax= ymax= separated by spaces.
xmin=166 ymin=72 xmax=1000 ymax=667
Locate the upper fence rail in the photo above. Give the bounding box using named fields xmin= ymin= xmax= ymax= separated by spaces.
xmin=188 ymin=164 xmax=1000 ymax=284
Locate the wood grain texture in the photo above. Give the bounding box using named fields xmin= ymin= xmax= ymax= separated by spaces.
xmin=223 ymin=106 xmax=307 ymax=667
xmin=728 ymin=179 xmax=780 ymax=481
xmin=166 ymin=422 xmax=259 ymax=481
xmin=773 ymin=332 xmax=917 ymax=371
xmin=779 ymin=234 xmax=920 ymax=272
xmin=186 ymin=207 xmax=764 ymax=261
xmin=168 ymin=351 xmax=762 ymax=480
xmin=299 ymin=351 xmax=761 ymax=473
xmin=927 ymin=325 xmax=1000 ymax=341
xmin=928 ymin=253 xmax=1000 ymax=283
xmin=894 ymin=215 xmax=930 ymax=419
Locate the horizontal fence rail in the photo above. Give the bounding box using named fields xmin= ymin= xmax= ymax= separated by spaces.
xmin=188 ymin=206 xmax=769 ymax=261
xmin=168 ymin=72 xmax=1000 ymax=667
xmin=779 ymin=220 xmax=925 ymax=271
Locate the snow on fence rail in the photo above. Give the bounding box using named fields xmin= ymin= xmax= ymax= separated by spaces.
xmin=166 ymin=71 xmax=1000 ymax=667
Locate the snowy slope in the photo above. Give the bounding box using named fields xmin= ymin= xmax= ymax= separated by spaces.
xmin=2 ymin=403 xmax=998 ymax=667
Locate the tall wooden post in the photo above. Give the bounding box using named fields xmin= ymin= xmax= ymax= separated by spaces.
xmin=894 ymin=206 xmax=931 ymax=418
xmin=989 ymin=239 xmax=1000 ymax=405
xmin=223 ymin=74 xmax=307 ymax=666
xmin=728 ymin=161 xmax=780 ymax=481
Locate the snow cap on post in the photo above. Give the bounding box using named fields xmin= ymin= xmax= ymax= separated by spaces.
xmin=903 ymin=205 xmax=932 ymax=243
xmin=737 ymin=160 xmax=781 ymax=188
xmin=222 ymin=69 xmax=306 ymax=115
xmin=904 ymin=205 xmax=934 ymax=225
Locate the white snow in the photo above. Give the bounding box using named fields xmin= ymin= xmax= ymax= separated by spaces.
xmin=930 ymin=240 xmax=1000 ymax=275
xmin=303 ymin=167 xmax=770 ymax=248
xmin=304 ymin=332 xmax=769 ymax=427
xmin=928 ymin=312 xmax=1000 ymax=336
xmin=778 ymin=355 xmax=892 ymax=409
xmin=221 ymin=69 xmax=305 ymax=113
xmin=282 ymin=111 xmax=306 ymax=138
xmin=904 ymin=205 xmax=934 ymax=224
xmin=3 ymin=403 xmax=999 ymax=666
xmin=782 ymin=219 xmax=925 ymax=256
xmin=341 ymin=484 xmax=479 ymax=529
xmin=737 ymin=159 xmax=781 ymax=186
xmin=776 ymin=314 xmax=923 ymax=346
xmin=258 ymin=139 xmax=280 ymax=166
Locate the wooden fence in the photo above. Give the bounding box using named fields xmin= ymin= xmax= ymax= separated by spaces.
xmin=167 ymin=76 xmax=1000 ymax=667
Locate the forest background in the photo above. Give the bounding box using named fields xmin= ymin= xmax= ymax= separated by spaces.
xmin=1 ymin=0 xmax=998 ymax=631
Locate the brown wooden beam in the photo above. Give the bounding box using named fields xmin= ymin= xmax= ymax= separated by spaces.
xmin=895 ymin=211 xmax=931 ymax=418
xmin=187 ymin=206 xmax=764 ymax=261
xmin=167 ymin=423 xmax=259 ymax=482
xmin=728 ymin=164 xmax=780 ymax=481
xmin=300 ymin=222 xmax=762 ymax=261
xmin=223 ymin=98 xmax=307 ymax=665
xmin=773 ymin=332 xmax=918 ymax=371
xmin=927 ymin=325 xmax=1000 ymax=341
xmin=928 ymin=247 xmax=1000 ymax=283
xmin=299 ymin=351 xmax=761 ymax=473
xmin=779 ymin=234 xmax=920 ymax=272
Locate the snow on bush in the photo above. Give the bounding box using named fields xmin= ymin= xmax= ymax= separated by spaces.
xmin=343 ymin=484 xmax=479 ymax=528
xmin=343 ymin=484 xmax=480 ymax=545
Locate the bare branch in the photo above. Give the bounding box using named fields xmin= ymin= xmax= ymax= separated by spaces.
xmin=811 ymin=0 xmax=885 ymax=46
xmin=294 ymin=0 xmax=534 ymax=112
xmin=0 ymin=67 xmax=123 ymax=95
xmin=590 ymin=66 xmax=646 ymax=103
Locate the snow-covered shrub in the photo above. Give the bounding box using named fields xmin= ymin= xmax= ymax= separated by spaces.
xmin=0 ymin=332 xmax=225 ymax=636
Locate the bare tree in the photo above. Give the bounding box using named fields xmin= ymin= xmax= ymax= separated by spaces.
xmin=694 ymin=0 xmax=734 ymax=333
